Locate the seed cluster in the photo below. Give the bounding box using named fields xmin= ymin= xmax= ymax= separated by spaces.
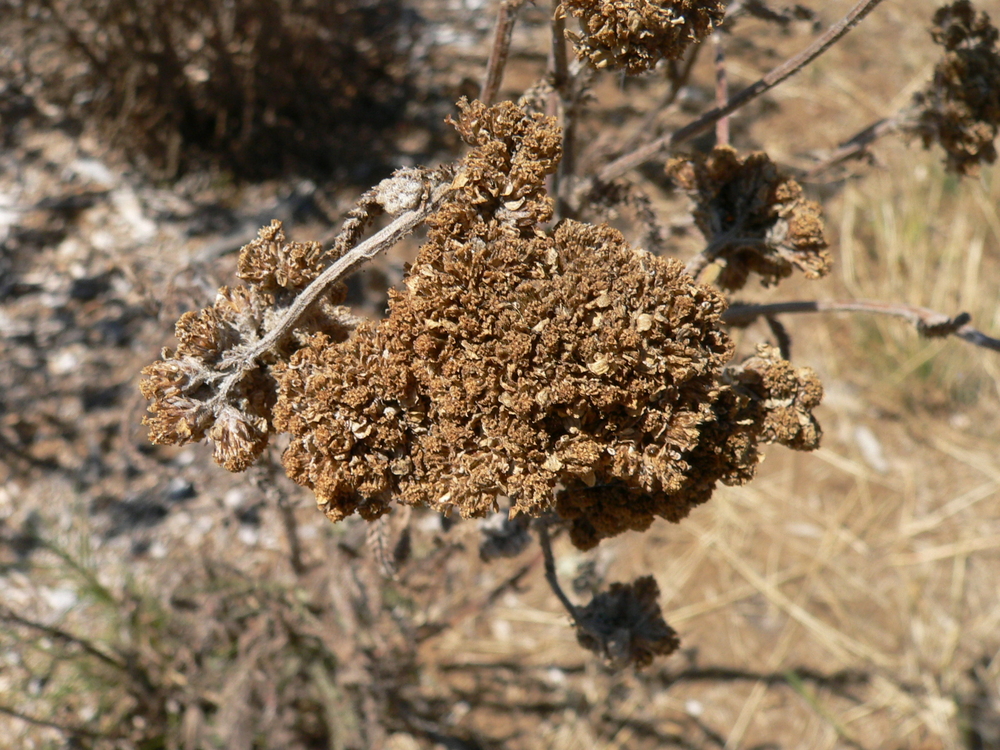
xmin=668 ymin=146 xmax=830 ymax=292
xmin=562 ymin=0 xmax=725 ymax=74
xmin=574 ymin=576 xmax=679 ymax=669
xmin=910 ymin=0 xmax=1000 ymax=174
xmin=139 ymin=221 xmax=352 ymax=471
xmin=272 ymin=101 xmax=823 ymax=548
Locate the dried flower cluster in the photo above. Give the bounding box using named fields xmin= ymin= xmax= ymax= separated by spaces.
xmin=265 ymin=100 xmax=823 ymax=549
xmin=140 ymin=221 xmax=354 ymax=471
xmin=574 ymin=576 xmax=679 ymax=669
xmin=910 ymin=0 xmax=1000 ymax=174
xmin=668 ymin=146 xmax=831 ymax=291
xmin=562 ymin=0 xmax=725 ymax=74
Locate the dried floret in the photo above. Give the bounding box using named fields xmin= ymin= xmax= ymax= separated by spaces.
xmin=447 ymin=97 xmax=562 ymax=231
xmin=668 ymin=146 xmax=831 ymax=292
xmin=728 ymin=344 xmax=823 ymax=451
xmin=908 ymin=1 xmax=1000 ymax=174
xmin=238 ymin=220 xmax=327 ymax=293
xmin=562 ymin=0 xmax=725 ymax=74
xmin=274 ymin=101 xmax=823 ymax=549
xmin=574 ymin=576 xmax=679 ymax=669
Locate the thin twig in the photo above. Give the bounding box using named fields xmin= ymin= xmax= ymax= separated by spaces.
xmin=207 ymin=178 xmax=451 ymax=411
xmin=480 ymin=0 xmax=527 ymax=105
xmin=713 ymin=32 xmax=730 ymax=147
xmin=723 ymin=300 xmax=1000 ymax=352
xmin=804 ymin=114 xmax=906 ymax=179
xmin=0 ymin=603 xmax=128 ymax=672
xmin=591 ymin=0 xmax=890 ymax=187
xmin=607 ymin=44 xmax=703 ymax=162
xmin=549 ymin=0 xmax=573 ymax=216
xmin=0 ymin=703 xmax=109 ymax=739
xmin=249 ymin=455 xmax=306 ymax=575
xmin=536 ymin=521 xmax=577 ymax=619
xmin=684 ymin=226 xmax=748 ymax=279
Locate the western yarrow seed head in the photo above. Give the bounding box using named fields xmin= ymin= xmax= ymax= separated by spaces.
xmin=909 ymin=0 xmax=1000 ymax=174
xmin=562 ymin=0 xmax=725 ymax=74
xmin=142 ymin=101 xmax=823 ymax=550
xmin=667 ymin=146 xmax=831 ymax=292
xmin=268 ymin=101 xmax=822 ymax=548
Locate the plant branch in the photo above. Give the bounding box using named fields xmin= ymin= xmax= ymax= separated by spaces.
xmin=713 ymin=32 xmax=730 ymax=147
xmin=249 ymin=455 xmax=307 ymax=575
xmin=549 ymin=0 xmax=574 ymax=216
xmin=723 ymin=299 xmax=1000 ymax=352
xmin=606 ymin=44 xmax=702 ymax=163
xmin=480 ymin=0 xmax=527 ymax=105
xmin=0 ymin=702 xmax=108 ymax=739
xmin=208 ymin=178 xmax=452 ymax=410
xmin=804 ymin=114 xmax=906 ymax=179
xmin=0 ymin=603 xmax=128 ymax=672
xmin=684 ymin=226 xmax=752 ymax=279
xmin=590 ymin=0 xmax=890 ymax=188
xmin=537 ymin=520 xmax=577 ymax=619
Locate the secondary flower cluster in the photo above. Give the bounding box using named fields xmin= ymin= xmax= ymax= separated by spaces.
xmin=562 ymin=0 xmax=725 ymax=74
xmin=910 ymin=0 xmax=1000 ymax=174
xmin=668 ymin=146 xmax=831 ymax=291
xmin=574 ymin=576 xmax=679 ymax=668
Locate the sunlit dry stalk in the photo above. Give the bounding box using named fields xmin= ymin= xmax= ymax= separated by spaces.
xmin=713 ymin=32 xmax=730 ymax=147
xmin=724 ymin=300 xmax=1000 ymax=352
xmin=805 ymin=116 xmax=904 ymax=178
xmin=480 ymin=0 xmax=528 ymax=105
xmin=590 ymin=0 xmax=890 ymax=190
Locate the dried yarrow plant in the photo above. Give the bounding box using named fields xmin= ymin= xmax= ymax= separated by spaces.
xmin=141 ymin=0 xmax=1000 ymax=669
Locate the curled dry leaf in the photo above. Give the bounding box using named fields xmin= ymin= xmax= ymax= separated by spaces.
xmin=668 ymin=146 xmax=831 ymax=291
xmin=909 ymin=0 xmax=1000 ymax=174
xmin=562 ymin=0 xmax=725 ymax=74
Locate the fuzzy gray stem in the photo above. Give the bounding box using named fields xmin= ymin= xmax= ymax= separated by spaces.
xmin=208 ymin=179 xmax=451 ymax=411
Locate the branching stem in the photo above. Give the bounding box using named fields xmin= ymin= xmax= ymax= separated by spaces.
xmin=0 ymin=603 xmax=128 ymax=672
xmin=713 ymin=32 xmax=730 ymax=147
xmin=805 ymin=114 xmax=907 ymax=179
xmin=591 ymin=0 xmax=890 ymax=188
xmin=0 ymin=703 xmax=108 ymax=739
xmin=723 ymin=299 xmax=1000 ymax=352
xmin=207 ymin=179 xmax=452 ymax=411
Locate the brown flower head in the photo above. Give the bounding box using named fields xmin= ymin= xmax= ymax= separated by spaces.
xmin=237 ymin=219 xmax=327 ymax=294
xmin=668 ymin=146 xmax=830 ymax=292
xmin=562 ymin=0 xmax=725 ymax=74
xmin=274 ymin=101 xmax=822 ymax=548
xmin=574 ymin=576 xmax=679 ymax=669
xmin=909 ymin=1 xmax=1000 ymax=174
xmin=727 ymin=344 xmax=823 ymax=451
